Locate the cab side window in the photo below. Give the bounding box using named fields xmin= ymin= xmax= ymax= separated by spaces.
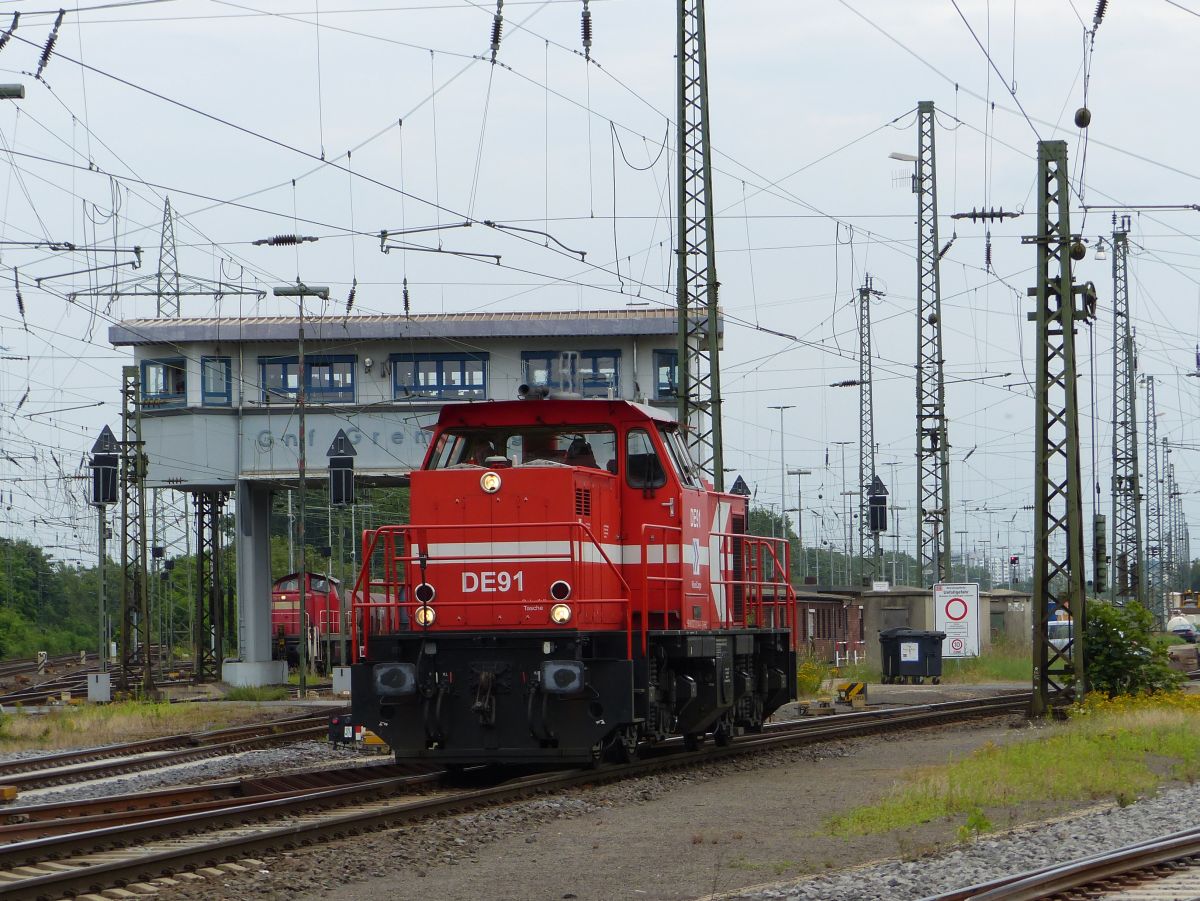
xmin=626 ymin=429 xmax=667 ymax=489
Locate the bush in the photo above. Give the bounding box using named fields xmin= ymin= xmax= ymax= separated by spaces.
xmin=1085 ymin=600 xmax=1184 ymax=697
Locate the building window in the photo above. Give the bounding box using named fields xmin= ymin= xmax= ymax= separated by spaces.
xmin=141 ymin=358 xmax=186 ymax=408
xmin=578 ymin=350 xmax=619 ymax=398
xmin=260 ymin=355 xmax=356 ymax=403
xmin=201 ymin=356 xmax=231 ymax=407
xmin=654 ymin=349 xmax=678 ymax=399
xmin=307 ymin=357 xmax=355 ymax=402
xmin=392 ymin=352 xmax=488 ymax=400
xmin=521 ymin=350 xmax=620 ymax=398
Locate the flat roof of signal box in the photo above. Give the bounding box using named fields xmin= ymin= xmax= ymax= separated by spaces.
xmin=108 ymin=308 xmax=703 ymax=346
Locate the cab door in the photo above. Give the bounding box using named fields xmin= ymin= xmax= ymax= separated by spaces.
xmin=621 ymin=427 xmax=679 ymax=630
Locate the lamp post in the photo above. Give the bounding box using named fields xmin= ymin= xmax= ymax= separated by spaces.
xmin=767 ymin=405 xmax=794 ymax=540
xmin=273 ymin=282 xmax=330 ymax=699
xmin=787 ymin=468 xmax=812 ymax=579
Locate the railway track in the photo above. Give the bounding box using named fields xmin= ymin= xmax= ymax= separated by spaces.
xmin=0 ymin=709 xmax=344 ymax=790
xmin=0 ymin=692 xmax=1027 ymax=900
xmin=929 ymin=825 xmax=1200 ymax=899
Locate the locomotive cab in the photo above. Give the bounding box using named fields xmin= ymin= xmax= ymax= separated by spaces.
xmin=350 ymin=399 xmax=797 ymax=765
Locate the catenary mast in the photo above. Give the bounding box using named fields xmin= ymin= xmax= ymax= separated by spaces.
xmin=675 ymin=0 xmax=723 ymax=490
xmin=914 ymin=101 xmax=952 ymax=586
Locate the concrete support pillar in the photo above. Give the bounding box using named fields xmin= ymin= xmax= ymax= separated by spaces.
xmin=223 ymin=480 xmax=287 ymax=686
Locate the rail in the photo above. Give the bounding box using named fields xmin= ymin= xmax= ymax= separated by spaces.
xmin=352 ymin=521 xmax=632 ymax=660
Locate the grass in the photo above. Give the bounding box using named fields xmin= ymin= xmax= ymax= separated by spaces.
xmin=0 ymin=700 xmax=303 ymax=750
xmin=797 ymin=639 xmax=1032 ymax=698
xmin=224 ymin=685 xmax=289 ymax=702
xmin=940 ymin=638 xmax=1032 ymax=683
xmin=823 ymin=693 xmax=1200 ymax=839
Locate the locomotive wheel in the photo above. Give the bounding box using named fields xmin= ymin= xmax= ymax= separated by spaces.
xmin=713 ymin=717 xmax=734 ymax=747
xmin=932 ymin=677 xmax=941 ymax=685
xmin=608 ymin=725 xmax=642 ymax=763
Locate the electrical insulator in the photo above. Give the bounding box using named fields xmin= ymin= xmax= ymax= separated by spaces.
xmin=1093 ymin=0 xmax=1108 ymax=27
xmin=35 ymin=9 xmax=63 ymax=80
xmin=403 ymin=276 xmax=410 ymax=316
xmin=984 ymin=229 xmax=992 ymax=270
xmin=581 ymin=1 xmax=592 ymax=59
xmin=0 ymin=13 xmax=19 ymax=55
xmin=345 ymin=278 xmax=357 ymax=315
xmin=12 ymin=268 xmax=23 ymax=326
xmin=489 ymin=0 xmax=504 ymax=62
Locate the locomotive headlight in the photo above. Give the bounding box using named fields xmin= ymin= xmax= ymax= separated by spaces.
xmin=480 ymin=471 xmax=502 ymax=494
xmin=549 ymin=603 xmax=573 ymax=625
xmin=414 ymin=605 xmax=437 ymax=627
xmin=414 ymin=582 xmax=436 ymax=604
xmin=549 ymin=580 xmax=572 ymax=601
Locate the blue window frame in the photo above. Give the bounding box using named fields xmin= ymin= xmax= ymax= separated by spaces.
xmin=654 ymin=349 xmax=678 ymax=400
xmin=392 ymin=352 xmax=488 ymax=400
xmin=521 ymin=350 xmax=620 ymax=398
xmin=260 ymin=355 xmax=356 ymax=403
xmin=201 ymin=356 xmax=232 ymax=407
xmin=141 ymin=358 xmax=186 ymax=408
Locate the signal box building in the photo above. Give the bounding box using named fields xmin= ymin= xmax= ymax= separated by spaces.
xmin=108 ymin=308 xmax=704 ymax=684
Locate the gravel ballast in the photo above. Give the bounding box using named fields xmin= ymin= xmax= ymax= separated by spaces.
xmin=8 ymin=687 xmax=1197 ymax=900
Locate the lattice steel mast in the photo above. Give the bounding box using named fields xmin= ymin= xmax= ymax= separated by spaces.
xmin=914 ymin=101 xmax=951 ymax=586
xmin=858 ymin=278 xmax=883 ymax=584
xmin=1029 ymin=140 xmax=1093 ymax=716
xmin=1109 ymin=216 xmax=1143 ymax=606
xmin=192 ymin=491 xmax=229 ymax=682
xmin=1143 ymin=376 xmax=1164 ymax=623
xmin=156 ymin=198 xmax=181 ymax=318
xmin=1165 ymin=449 xmax=1178 ymax=592
xmin=675 ymin=0 xmax=723 ymax=490
xmin=119 ymin=366 xmax=153 ymax=693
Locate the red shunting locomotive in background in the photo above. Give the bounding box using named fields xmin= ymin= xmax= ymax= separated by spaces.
xmin=350 ymin=398 xmax=798 ymax=764
xmin=271 ymin=572 xmax=346 ymax=671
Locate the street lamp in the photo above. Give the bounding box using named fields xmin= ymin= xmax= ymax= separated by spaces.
xmin=787 ymin=468 xmax=812 ymax=579
xmin=272 ymin=282 xmax=330 ymax=699
xmin=768 ymin=405 xmax=794 ymax=540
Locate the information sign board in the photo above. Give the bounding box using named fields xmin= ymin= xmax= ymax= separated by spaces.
xmin=934 ymin=582 xmax=980 ymax=658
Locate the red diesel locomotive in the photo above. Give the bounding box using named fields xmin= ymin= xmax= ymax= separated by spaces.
xmin=271 ymin=572 xmax=345 ymax=670
xmin=349 ymin=397 xmax=798 ymax=764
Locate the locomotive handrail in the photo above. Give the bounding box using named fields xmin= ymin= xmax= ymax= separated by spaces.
xmin=351 ymin=521 xmax=632 ymax=661
xmin=639 ymin=523 xmax=682 ymax=654
xmin=637 ymin=525 xmax=797 ymax=654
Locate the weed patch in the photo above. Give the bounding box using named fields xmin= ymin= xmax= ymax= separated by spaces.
xmin=225 ymin=686 xmax=289 ymax=702
xmin=825 ymin=694 xmax=1200 ymax=838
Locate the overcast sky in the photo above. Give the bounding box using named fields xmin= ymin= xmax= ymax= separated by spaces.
xmin=0 ymin=0 xmax=1196 ymax=577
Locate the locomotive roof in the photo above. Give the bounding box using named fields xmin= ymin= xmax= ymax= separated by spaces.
xmin=433 ymin=398 xmax=677 ymax=430
xmin=273 ymin=572 xmax=341 ymax=585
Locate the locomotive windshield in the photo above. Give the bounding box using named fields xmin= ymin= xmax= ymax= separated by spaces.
xmin=428 ymin=426 xmax=618 ymax=471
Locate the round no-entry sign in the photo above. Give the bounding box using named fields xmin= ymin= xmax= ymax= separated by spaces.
xmin=945 ymin=597 xmax=968 ymax=621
